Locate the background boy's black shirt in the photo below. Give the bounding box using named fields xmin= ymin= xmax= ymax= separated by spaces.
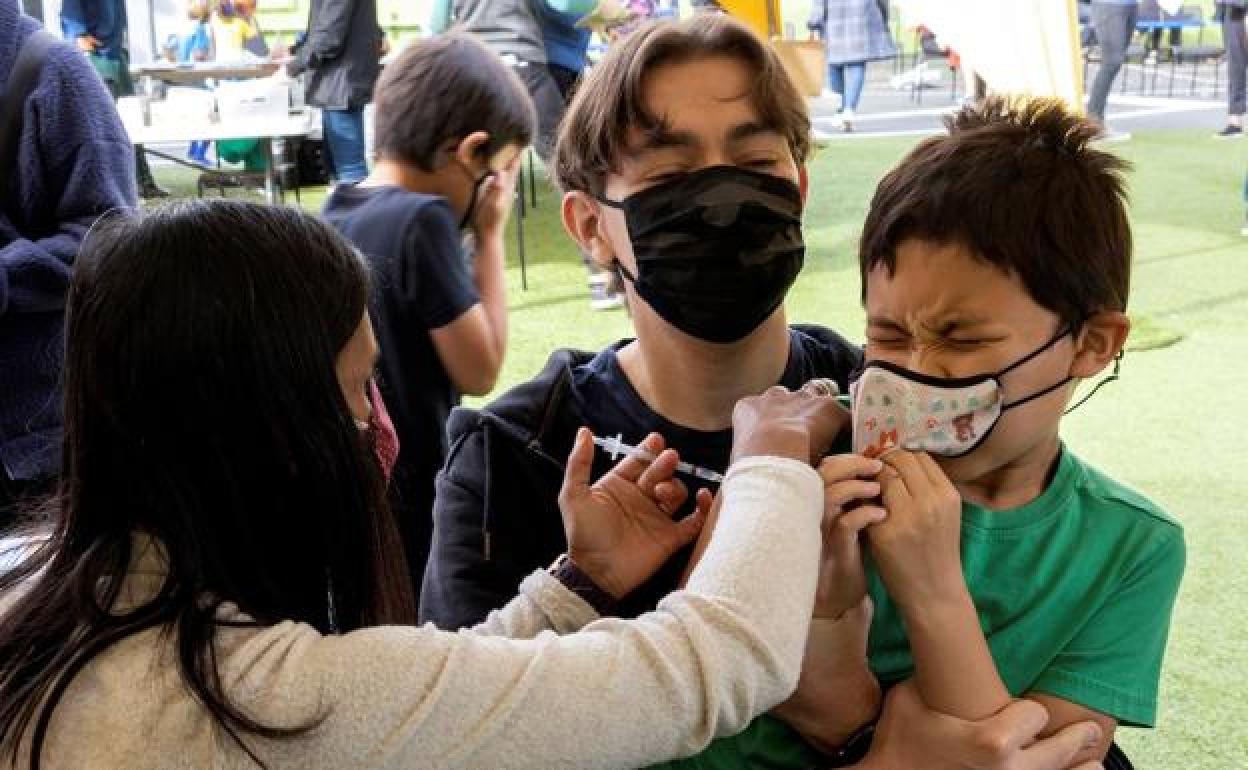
xmin=323 ymin=185 xmax=479 ymax=595
xmin=420 ymin=325 xmax=862 ymax=629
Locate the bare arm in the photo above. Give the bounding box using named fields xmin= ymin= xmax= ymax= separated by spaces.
xmin=428 ymin=161 xmax=517 ymax=395
xmin=869 ymin=451 xmax=1011 ymax=720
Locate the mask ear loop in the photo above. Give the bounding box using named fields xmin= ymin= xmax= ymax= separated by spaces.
xmin=1064 ymin=350 xmax=1123 ymax=416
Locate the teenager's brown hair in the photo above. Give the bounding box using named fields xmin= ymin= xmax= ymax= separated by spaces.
xmin=859 ymin=97 xmax=1133 ymax=328
xmin=553 ymin=14 xmax=811 ymax=195
xmin=373 ymin=33 xmax=536 ymax=170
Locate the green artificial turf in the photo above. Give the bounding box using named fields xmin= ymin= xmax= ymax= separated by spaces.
xmin=150 ymin=127 xmax=1246 ymax=767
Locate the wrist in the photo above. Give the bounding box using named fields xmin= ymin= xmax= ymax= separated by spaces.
xmin=730 ymin=425 xmax=810 ymax=464
xmin=897 ymin=585 xmax=976 ymax=631
xmin=550 ymin=553 xmax=621 ymax=614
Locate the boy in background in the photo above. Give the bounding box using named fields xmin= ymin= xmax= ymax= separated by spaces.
xmin=321 ymin=34 xmax=534 ymax=595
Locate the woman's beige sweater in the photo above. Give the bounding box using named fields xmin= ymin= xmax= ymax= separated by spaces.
xmin=2 ymin=457 xmax=823 ymax=769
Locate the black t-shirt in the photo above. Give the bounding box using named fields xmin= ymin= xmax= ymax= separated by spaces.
xmin=569 ymin=328 xmax=847 ymax=490
xmin=322 ymin=184 xmax=479 ymax=584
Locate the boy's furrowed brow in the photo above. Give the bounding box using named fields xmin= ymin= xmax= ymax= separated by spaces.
xmin=628 ymin=125 xmax=701 ymax=157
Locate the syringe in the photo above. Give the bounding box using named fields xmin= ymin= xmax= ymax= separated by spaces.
xmin=592 ymin=433 xmax=725 ymax=484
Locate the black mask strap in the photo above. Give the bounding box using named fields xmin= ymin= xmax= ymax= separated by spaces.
xmin=595 ymin=192 xmax=625 ymax=210
xmin=1002 ymin=376 xmax=1074 ymax=411
xmin=1064 ymin=351 xmax=1123 ymax=416
xmin=458 ymin=169 xmax=496 ymax=230
xmin=997 ymin=325 xmax=1075 ymax=379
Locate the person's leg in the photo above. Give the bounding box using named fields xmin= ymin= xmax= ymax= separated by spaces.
xmin=322 ymin=108 xmax=368 ymax=184
xmin=843 ymin=62 xmax=867 ymax=111
xmin=1087 ymin=3 xmax=1134 ymax=122
xmin=1226 ymin=10 xmax=1247 ymax=124
xmin=827 ymin=63 xmax=846 ymax=101
xmin=517 ymin=62 xmax=566 ymax=164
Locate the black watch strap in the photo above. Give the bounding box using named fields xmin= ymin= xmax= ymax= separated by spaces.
xmin=824 ymin=722 xmax=876 ymax=767
xmin=549 ymin=554 xmax=619 ymax=616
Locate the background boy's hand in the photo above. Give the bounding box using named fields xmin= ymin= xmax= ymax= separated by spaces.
xmin=868 ymin=450 xmax=967 ymax=611
xmin=76 ymin=34 xmax=100 ymax=53
xmin=472 ymin=154 xmax=522 ymax=241
xmin=559 ymin=428 xmax=713 ymax=600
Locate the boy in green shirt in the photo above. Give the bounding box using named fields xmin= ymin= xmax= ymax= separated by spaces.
xmin=668 ymin=97 xmax=1186 ymax=768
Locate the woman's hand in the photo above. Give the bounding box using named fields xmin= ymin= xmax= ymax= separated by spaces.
xmin=730 ymin=384 xmax=850 ymax=466
xmin=855 ymin=680 xmax=1105 ymax=770
xmin=867 ymin=450 xmax=966 ymax=611
xmin=559 ymin=429 xmax=713 ymax=600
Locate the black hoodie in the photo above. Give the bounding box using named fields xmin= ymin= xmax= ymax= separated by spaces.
xmin=420 ymin=325 xmax=862 ymax=629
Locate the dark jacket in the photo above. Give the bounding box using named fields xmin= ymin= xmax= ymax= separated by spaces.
xmin=289 ymin=0 xmax=382 ymax=110
xmin=1 ymin=3 xmax=136 ymax=484
xmin=420 ymin=325 xmax=862 ymax=630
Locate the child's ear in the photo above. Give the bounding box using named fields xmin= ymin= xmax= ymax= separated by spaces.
xmin=1070 ymin=311 xmax=1130 ymax=379
xmin=562 ymin=191 xmax=618 ymax=271
xmin=451 ymin=131 xmax=491 ymax=168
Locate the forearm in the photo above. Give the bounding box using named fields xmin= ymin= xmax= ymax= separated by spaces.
xmin=471 ymin=233 xmax=508 ymax=376
xmin=901 ymin=592 xmax=1011 ymax=720
xmin=471 ymin=569 xmax=598 ymax=639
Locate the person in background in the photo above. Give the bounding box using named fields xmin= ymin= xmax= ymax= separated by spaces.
xmin=287 ymin=0 xmax=382 ymax=184
xmin=180 ymin=0 xmax=214 ymax=167
xmin=60 ymin=0 xmax=169 ymax=198
xmin=807 ymin=0 xmax=896 ymax=133
xmin=1138 ymin=0 xmax=1180 ymax=61
xmin=534 ymin=0 xmax=626 ymax=311
xmin=1086 ymin=0 xmax=1139 ymax=140
xmin=1215 ymin=0 xmax=1247 ymax=138
xmin=233 ymin=0 xmax=269 ymax=57
xmin=0 ymin=0 xmax=136 ymax=531
xmin=321 ymin=33 xmax=532 ymax=595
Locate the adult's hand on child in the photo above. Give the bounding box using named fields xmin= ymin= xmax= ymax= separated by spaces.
xmin=773 ymin=453 xmax=886 ymax=751
xmin=855 ymin=680 xmax=1105 ymax=770
xmin=730 ymin=384 xmax=849 ymax=466
xmin=472 ymin=153 xmax=522 ymax=242
xmin=867 ymin=450 xmax=967 ymax=611
xmin=559 ymin=428 xmax=713 ymax=600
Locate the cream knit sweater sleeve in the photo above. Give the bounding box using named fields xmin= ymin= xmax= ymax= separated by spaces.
xmin=41 ymin=457 xmax=825 ymax=770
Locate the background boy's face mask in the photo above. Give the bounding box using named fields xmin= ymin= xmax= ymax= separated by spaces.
xmin=849 ymin=328 xmax=1073 ymax=458
xmin=597 ymin=165 xmax=805 ymax=344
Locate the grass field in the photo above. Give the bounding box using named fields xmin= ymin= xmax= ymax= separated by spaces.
xmin=153 ymin=127 xmax=1247 ymax=768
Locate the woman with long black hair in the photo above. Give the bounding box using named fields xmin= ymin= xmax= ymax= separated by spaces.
xmin=0 ymin=200 xmax=845 ymax=769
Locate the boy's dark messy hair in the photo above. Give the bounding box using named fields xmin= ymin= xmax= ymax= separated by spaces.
xmin=860 ymin=96 xmax=1133 ymax=328
xmin=373 ymin=33 xmax=536 ymax=170
xmin=554 ymin=13 xmax=811 ymax=195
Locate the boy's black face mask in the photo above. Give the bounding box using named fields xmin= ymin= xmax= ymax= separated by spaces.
xmin=596 ymin=165 xmax=805 ymax=344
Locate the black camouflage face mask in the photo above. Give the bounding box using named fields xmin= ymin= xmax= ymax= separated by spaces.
xmin=597 ymin=165 xmax=805 ymax=344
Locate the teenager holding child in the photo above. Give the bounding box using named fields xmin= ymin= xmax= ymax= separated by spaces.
xmin=422 ymin=15 xmax=1112 ymax=769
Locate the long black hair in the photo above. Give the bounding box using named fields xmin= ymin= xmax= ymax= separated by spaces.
xmin=0 ymin=201 xmax=415 ymax=767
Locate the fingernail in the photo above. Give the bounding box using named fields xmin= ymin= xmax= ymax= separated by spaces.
xmin=1083 ymin=726 xmax=1101 ymax=749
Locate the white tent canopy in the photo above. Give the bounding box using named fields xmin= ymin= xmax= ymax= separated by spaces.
xmin=895 ymin=0 xmax=1085 ymax=109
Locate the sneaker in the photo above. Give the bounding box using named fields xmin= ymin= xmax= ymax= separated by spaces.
xmin=841 ymin=108 xmax=855 ymax=133
xmin=1215 ymin=125 xmax=1243 ymax=139
xmin=589 ymin=274 xmax=624 ymax=311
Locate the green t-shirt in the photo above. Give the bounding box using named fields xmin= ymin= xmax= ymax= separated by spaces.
xmin=658 ymin=447 xmax=1185 ymax=770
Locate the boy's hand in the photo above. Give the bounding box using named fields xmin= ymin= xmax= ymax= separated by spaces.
xmin=559 ymin=428 xmax=713 ymax=600
xmin=867 ymin=450 xmax=967 ymax=611
xmin=815 ymin=454 xmax=886 ymax=620
xmin=76 ymin=35 xmax=101 ymax=53
xmin=472 ymin=154 xmax=522 ymax=242
xmin=774 ymin=598 xmax=882 ymax=754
